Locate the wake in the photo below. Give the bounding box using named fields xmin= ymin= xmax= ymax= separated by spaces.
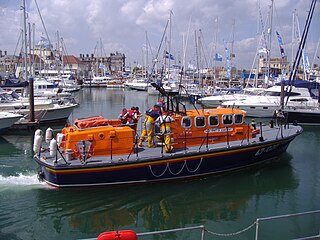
xmin=0 ymin=173 xmax=44 ymax=186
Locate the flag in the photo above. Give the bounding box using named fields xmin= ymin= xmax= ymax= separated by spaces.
xmin=99 ymin=63 xmax=106 ymax=69
xmin=164 ymin=51 xmax=174 ymax=60
xmin=276 ymin=31 xmax=286 ymax=58
xmin=39 ymin=36 xmax=51 ymax=49
xmin=258 ymin=47 xmax=268 ymax=54
xmin=223 ymin=39 xmax=231 ymax=79
xmin=280 ymin=46 xmax=286 ymax=58
xmin=214 ymin=53 xmax=223 ymax=61
xmin=276 ymin=31 xmax=284 ymax=45
xmin=302 ymin=51 xmax=310 ymax=72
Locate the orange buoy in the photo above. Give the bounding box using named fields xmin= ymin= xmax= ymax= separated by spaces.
xmin=97 ymin=230 xmax=137 ymax=240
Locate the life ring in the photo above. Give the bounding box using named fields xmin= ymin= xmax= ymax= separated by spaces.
xmin=97 ymin=230 xmax=137 ymax=240
xmin=98 ymin=132 xmax=105 ymax=140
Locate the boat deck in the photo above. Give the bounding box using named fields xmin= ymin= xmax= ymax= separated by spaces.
xmin=38 ymin=124 xmax=302 ymax=168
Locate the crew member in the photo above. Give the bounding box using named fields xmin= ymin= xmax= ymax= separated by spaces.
xmin=274 ymin=109 xmax=285 ymax=126
xmin=156 ymin=96 xmax=166 ymax=113
xmin=156 ymin=112 xmax=175 ymax=153
xmin=127 ymin=106 xmax=142 ymax=130
xmin=133 ymin=106 xmax=142 ymax=123
xmin=126 ymin=107 xmax=136 ymax=124
xmin=118 ymin=108 xmax=128 ymax=124
xmin=138 ymin=105 xmax=160 ymax=148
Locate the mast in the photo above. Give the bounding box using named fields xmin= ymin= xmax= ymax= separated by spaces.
xmin=28 ymin=23 xmax=32 ymax=75
xmin=230 ymin=19 xmax=235 ymax=79
xmin=266 ymin=0 xmax=274 ymax=85
xmin=194 ymin=30 xmax=199 ymax=84
xmin=57 ymin=30 xmax=61 ymax=77
xmin=22 ymin=0 xmax=35 ymax=122
xmin=168 ymin=10 xmax=173 ymax=80
xmin=213 ymin=16 xmax=219 ymax=82
xmin=145 ymin=31 xmax=148 ymax=79
xmin=32 ymin=23 xmax=35 ymax=76
xmin=183 ymin=15 xmax=192 ymax=78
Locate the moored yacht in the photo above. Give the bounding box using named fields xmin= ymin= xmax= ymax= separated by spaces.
xmin=0 ymin=112 xmax=23 ymax=134
xmin=124 ymin=77 xmax=150 ymax=91
xmin=222 ymin=86 xmax=318 ymax=118
xmin=198 ymin=87 xmax=264 ymax=107
xmin=0 ymin=90 xmax=78 ymax=123
xmin=83 ymin=76 xmax=123 ymax=88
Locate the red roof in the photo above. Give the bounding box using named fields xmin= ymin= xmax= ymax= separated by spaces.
xmin=63 ymin=55 xmax=80 ymax=64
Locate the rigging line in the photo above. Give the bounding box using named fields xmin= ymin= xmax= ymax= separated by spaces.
xmin=198 ymin=29 xmax=210 ymax=69
xmin=285 ymin=0 xmax=316 ymax=106
xmin=14 ymin=30 xmax=22 ymax=57
xmin=34 ymin=0 xmax=51 ymax=45
xmin=145 ymin=32 xmax=155 ymax=60
xmin=308 ymin=33 xmax=320 ymax=81
xmin=148 ymin=18 xmax=169 ymax=80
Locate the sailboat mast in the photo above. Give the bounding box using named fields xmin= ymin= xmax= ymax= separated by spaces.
xmin=230 ymin=19 xmax=235 ymax=79
xmin=266 ymin=0 xmax=274 ymax=85
xmin=22 ymin=0 xmax=35 ymax=122
xmin=194 ymin=30 xmax=199 ymax=84
xmin=213 ymin=16 xmax=218 ymax=82
xmin=145 ymin=31 xmax=148 ymax=78
xmin=168 ymin=10 xmax=173 ymax=80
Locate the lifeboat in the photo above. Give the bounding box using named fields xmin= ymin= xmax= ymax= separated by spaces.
xmin=32 ymin=82 xmax=303 ymax=188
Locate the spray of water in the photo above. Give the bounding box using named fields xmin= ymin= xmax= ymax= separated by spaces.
xmin=0 ymin=173 xmax=43 ymax=186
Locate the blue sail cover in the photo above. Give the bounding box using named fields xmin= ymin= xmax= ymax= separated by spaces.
xmin=275 ymin=79 xmax=319 ymax=89
xmin=275 ymin=79 xmax=319 ymax=99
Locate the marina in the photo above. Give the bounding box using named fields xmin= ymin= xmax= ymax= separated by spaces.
xmin=1 ymin=0 xmax=320 ymax=239
xmin=0 ymin=88 xmax=320 ymax=239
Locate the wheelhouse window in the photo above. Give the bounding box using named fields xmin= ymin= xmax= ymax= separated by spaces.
xmin=208 ymin=115 xmax=219 ymax=126
xmin=181 ymin=117 xmax=191 ymax=128
xmin=222 ymin=114 xmax=233 ymax=125
xmin=234 ymin=114 xmax=243 ymax=124
xmin=195 ymin=116 xmax=206 ymax=128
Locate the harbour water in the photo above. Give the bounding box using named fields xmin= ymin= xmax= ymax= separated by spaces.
xmin=0 ymin=88 xmax=320 ymax=240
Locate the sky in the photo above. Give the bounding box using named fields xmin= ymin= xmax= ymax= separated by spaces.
xmin=0 ymin=0 xmax=320 ymax=70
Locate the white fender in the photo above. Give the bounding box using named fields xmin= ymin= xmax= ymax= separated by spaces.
xmin=49 ymin=138 xmax=57 ymax=157
xmin=56 ymin=133 xmax=65 ymax=146
xmin=34 ymin=129 xmax=43 ymax=137
xmin=45 ymin=128 xmax=53 ymax=143
xmin=33 ymin=135 xmax=42 ymax=155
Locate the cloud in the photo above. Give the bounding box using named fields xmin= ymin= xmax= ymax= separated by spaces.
xmin=0 ymin=0 xmax=319 ymax=69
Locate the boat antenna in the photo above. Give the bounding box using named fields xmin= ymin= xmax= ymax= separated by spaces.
xmin=151 ymin=82 xmax=187 ymax=115
xmin=178 ymin=84 xmax=200 ymax=114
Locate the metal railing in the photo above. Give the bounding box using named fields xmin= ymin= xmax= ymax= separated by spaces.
xmin=79 ymin=209 xmax=320 ymax=240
